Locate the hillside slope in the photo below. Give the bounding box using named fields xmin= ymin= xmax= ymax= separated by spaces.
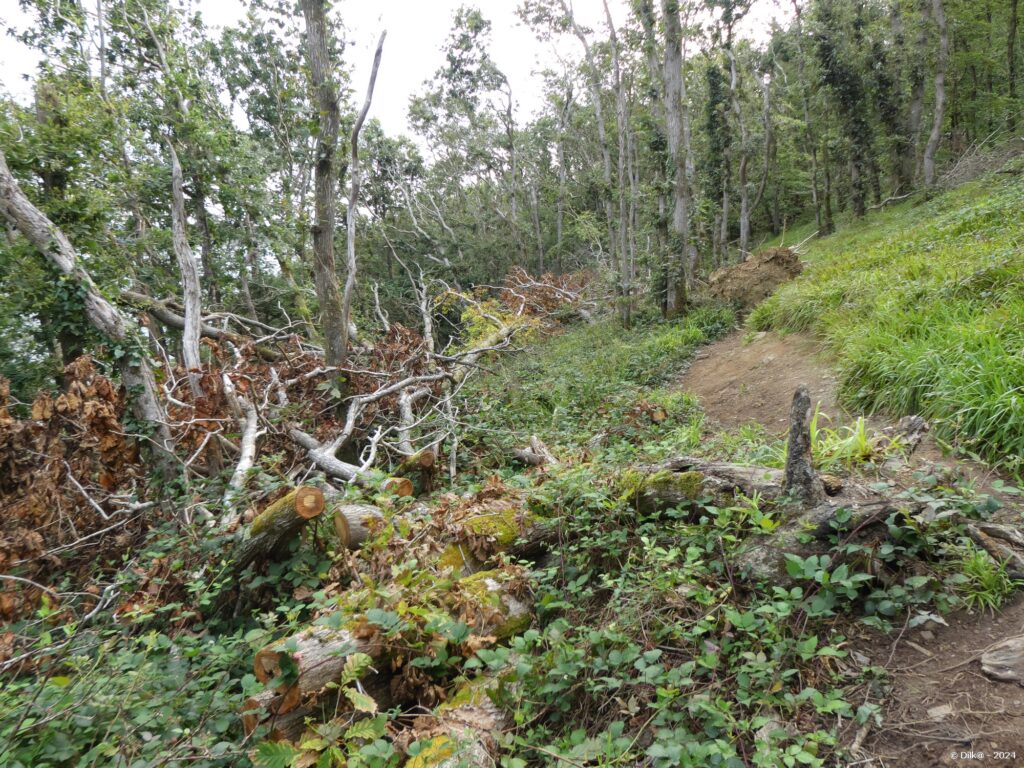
xmin=750 ymin=166 xmax=1024 ymax=469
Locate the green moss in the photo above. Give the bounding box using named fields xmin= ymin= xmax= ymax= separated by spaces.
xmin=462 ymin=506 xmax=536 ymax=547
xmin=643 ymin=469 xmax=704 ymax=499
xmin=458 ymin=570 xmax=531 ymax=639
xmin=436 ymin=543 xmax=481 ymax=574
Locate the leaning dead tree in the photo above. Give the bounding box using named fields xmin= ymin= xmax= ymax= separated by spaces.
xmin=0 ymin=149 xmax=175 ymax=476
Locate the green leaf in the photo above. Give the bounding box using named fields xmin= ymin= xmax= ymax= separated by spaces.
xmin=341 ymin=652 xmax=374 ymax=685
xmin=344 ymin=687 xmax=379 ymax=714
xmin=254 ymin=741 xmax=301 ymax=768
xmin=345 ymin=715 xmax=387 ymax=741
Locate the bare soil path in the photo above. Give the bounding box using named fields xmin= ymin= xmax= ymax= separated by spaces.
xmin=680 ymin=327 xmax=1024 ymax=767
xmin=681 ymin=329 xmax=848 ymax=435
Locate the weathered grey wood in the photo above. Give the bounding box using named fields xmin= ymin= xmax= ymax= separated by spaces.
xmin=782 ymin=385 xmax=826 ymax=505
xmin=167 ymin=142 xmax=203 ymax=398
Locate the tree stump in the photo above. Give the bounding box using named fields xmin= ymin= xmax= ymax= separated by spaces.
xmin=782 ymin=385 xmax=826 ymax=505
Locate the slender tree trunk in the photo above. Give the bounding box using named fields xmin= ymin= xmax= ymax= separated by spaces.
xmin=726 ymin=49 xmax=754 ymax=255
xmin=339 ymin=32 xmax=386 ymax=372
xmin=906 ymin=0 xmax=930 ymax=184
xmin=167 ymin=143 xmax=203 ymax=399
xmin=663 ymin=0 xmax=691 ymax=315
xmin=822 ymin=141 xmax=834 ymax=235
xmin=555 ymin=86 xmax=571 ymax=274
xmin=192 ymin=182 xmax=220 ymax=305
xmin=0 ymin=149 xmax=174 ymax=476
xmin=301 ymin=0 xmax=346 ymax=367
xmin=1010 ymin=0 xmax=1019 ymax=131
xmin=924 ymin=0 xmax=948 ymax=187
xmin=561 ymin=0 xmax=619 ymax=316
xmin=605 ymin=0 xmax=632 ymax=328
xmin=530 ymin=183 xmax=545 ymax=273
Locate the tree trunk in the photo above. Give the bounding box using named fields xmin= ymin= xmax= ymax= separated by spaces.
xmin=663 ymin=0 xmax=692 ymax=315
xmin=605 ymin=0 xmax=632 ymax=328
xmin=1009 ymin=0 xmax=1019 ymax=132
xmin=0 ymin=149 xmax=174 ymax=475
xmin=560 ymin=0 xmax=619 ymax=320
xmin=923 ymin=0 xmax=948 ymax=187
xmin=301 ymin=0 xmax=346 ymax=367
xmin=167 ymin=143 xmax=204 ymax=398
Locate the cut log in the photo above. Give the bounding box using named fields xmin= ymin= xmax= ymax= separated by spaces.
xmin=331 ymin=503 xmax=385 ymax=550
xmin=406 ymin=663 xmax=516 ymax=768
xmin=782 ymin=385 xmax=826 ymax=505
xmin=512 ymin=436 xmax=559 ymax=467
xmin=965 ymin=522 xmax=1024 ymax=579
xmin=231 ymin=487 xmax=325 ymax=573
xmin=980 ymin=635 xmax=1024 ymax=686
xmin=883 ymin=415 xmax=930 ymax=455
xmin=736 ymin=499 xmax=919 ymax=583
xmin=254 ymin=625 xmax=391 ymax=715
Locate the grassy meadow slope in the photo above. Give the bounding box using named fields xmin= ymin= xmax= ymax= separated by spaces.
xmin=750 ymin=167 xmax=1024 ymax=470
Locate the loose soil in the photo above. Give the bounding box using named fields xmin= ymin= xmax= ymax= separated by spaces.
xmin=681 ymin=327 xmax=1024 ymax=767
xmin=681 ymin=329 xmax=848 ymax=435
xmin=854 ymin=594 xmax=1024 ymax=767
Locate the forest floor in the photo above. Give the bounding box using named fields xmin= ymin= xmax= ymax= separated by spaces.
xmin=681 ymin=327 xmax=1024 ymax=767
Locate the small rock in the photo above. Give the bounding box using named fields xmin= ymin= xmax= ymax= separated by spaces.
xmin=920 ymin=630 xmax=935 ymax=642
xmin=852 ymin=651 xmax=871 ymax=666
xmin=927 ymin=703 xmax=954 ymax=721
xmin=981 ymin=635 xmax=1024 ymax=686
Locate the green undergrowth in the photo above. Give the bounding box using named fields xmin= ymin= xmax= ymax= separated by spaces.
xmin=749 ymin=167 xmax=1024 ymax=471
xmin=462 ymin=306 xmax=734 ymax=468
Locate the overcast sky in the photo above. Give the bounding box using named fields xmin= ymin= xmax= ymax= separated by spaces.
xmin=0 ymin=0 xmax=788 ymax=139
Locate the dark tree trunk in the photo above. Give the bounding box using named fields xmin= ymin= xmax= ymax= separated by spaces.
xmin=301 ymin=0 xmax=346 ymax=367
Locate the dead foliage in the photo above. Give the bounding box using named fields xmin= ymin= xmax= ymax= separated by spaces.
xmin=0 ymin=358 xmax=144 ymax=621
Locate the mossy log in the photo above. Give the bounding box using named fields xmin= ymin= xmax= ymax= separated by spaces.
xmin=435 ymin=506 xmax=550 ymax=574
xmin=626 ymin=458 xmax=790 ymax=514
xmin=232 ymin=487 xmax=325 ymax=572
xmin=457 ymin=570 xmax=531 ymax=640
xmin=736 ymin=498 xmax=922 ymax=583
xmin=253 ymin=625 xmax=391 ymax=715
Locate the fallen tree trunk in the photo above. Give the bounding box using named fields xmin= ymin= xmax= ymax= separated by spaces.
xmin=123 ymin=290 xmax=283 ymax=361
xmin=231 ymin=487 xmax=325 ymax=573
xmin=512 ymin=436 xmax=558 ymax=467
xmin=407 ymin=663 xmax=516 ymax=768
xmin=254 ymin=625 xmax=387 ymax=715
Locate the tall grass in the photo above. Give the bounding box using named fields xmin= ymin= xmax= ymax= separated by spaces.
xmin=749 ymin=170 xmax=1024 ymax=469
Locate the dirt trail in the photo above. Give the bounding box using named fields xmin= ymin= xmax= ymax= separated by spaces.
xmin=681 ymin=328 xmax=1024 ymax=767
xmin=681 ymin=330 xmax=848 ymax=435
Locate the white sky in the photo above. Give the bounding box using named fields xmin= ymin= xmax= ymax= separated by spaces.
xmin=0 ymin=0 xmax=788 ymax=138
